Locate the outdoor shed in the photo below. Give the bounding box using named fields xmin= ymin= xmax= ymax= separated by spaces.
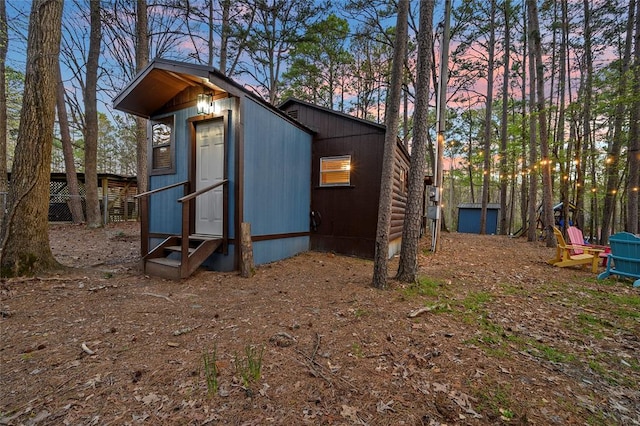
xmin=113 ymin=59 xmax=313 ymax=278
xmin=457 ymin=203 xmax=500 ymax=234
xmin=279 ymin=98 xmax=411 ymax=259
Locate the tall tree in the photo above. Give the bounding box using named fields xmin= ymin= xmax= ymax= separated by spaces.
xmin=479 ymin=0 xmax=497 ymax=235
xmin=499 ymin=0 xmax=512 ymax=235
xmin=528 ymin=0 xmax=554 ymax=246
xmin=242 ymin=0 xmax=326 ymax=104
xmin=372 ymin=0 xmax=409 ymax=289
xmin=0 ymin=0 xmax=63 ymax=276
xmin=0 ymin=0 xmax=7 ymax=217
xmin=135 ymin=0 xmax=148 ymax=193
xmin=84 ymin=0 xmax=101 ymax=227
xmin=281 ymin=14 xmax=352 ymax=109
xmin=557 ymin=0 xmax=570 ymax=236
xmin=56 ymin=62 xmax=84 ymax=223
xmin=526 ymin=0 xmax=538 ymax=243
xmin=628 ymin=0 xmax=640 ymax=234
xmin=600 ymin=0 xmax=635 ymax=242
xmin=396 ymin=0 xmax=434 ymax=283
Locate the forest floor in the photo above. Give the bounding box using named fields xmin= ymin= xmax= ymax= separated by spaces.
xmin=1 ymin=222 xmax=639 ymax=425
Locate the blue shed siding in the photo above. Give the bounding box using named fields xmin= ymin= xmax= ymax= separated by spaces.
xmin=253 ymin=237 xmax=309 ymax=265
xmin=457 ymin=206 xmax=500 ymax=234
xmin=148 ymin=108 xmax=192 ymax=235
xmin=148 ymin=102 xmax=236 ymax=241
xmin=242 ymin=98 xmax=312 ymax=263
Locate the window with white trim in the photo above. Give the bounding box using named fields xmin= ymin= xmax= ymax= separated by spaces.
xmin=150 ymin=116 xmax=175 ymax=174
xmin=320 ymin=155 xmax=351 ymax=186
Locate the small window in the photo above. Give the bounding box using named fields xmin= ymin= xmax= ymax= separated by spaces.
xmin=399 ymin=168 xmax=408 ymax=193
xmin=320 ymin=155 xmax=351 ymax=186
xmin=150 ymin=116 xmax=175 ymax=174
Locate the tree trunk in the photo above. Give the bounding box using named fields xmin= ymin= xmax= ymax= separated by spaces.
xmin=601 ymin=0 xmax=635 ymax=241
xmin=372 ymin=0 xmax=409 ymax=290
xmin=529 ymin=0 xmax=554 ymax=247
xmin=0 ymin=0 xmax=63 ymax=277
xmin=628 ymin=0 xmax=640 ymax=234
xmin=558 ymin=0 xmax=570 ymax=235
xmin=56 ymin=62 xmax=84 ymax=223
xmin=219 ymin=0 xmax=231 ymax=74
xmin=480 ymin=0 xmax=496 ymax=235
xmin=396 ymin=0 xmax=434 ymax=283
xmin=83 ymin=0 xmax=102 ymax=228
xmin=499 ymin=0 xmax=511 ymax=235
xmin=136 ymin=0 xmax=149 ymax=194
xmin=208 ymin=0 xmax=214 ymax=67
xmin=520 ymin=4 xmax=528 ymax=236
xmin=0 ymin=0 xmax=7 ymax=211
xmin=575 ymin=0 xmax=593 ymax=237
xmin=526 ymin=1 xmax=538 ymax=243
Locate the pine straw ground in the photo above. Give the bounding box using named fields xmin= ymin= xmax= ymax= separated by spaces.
xmin=1 ymin=222 xmax=639 ymax=425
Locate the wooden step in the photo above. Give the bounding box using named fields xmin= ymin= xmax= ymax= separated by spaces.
xmin=143 ymin=236 xmax=223 ymax=280
xmin=147 ymin=257 xmax=181 ymax=267
xmin=165 ymin=245 xmax=196 ymax=254
xmin=145 ymin=257 xmax=182 ymax=280
xmin=189 ymin=234 xmax=222 ymax=241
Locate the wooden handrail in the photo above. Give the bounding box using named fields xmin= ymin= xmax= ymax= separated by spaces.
xmin=138 ymin=180 xmax=189 ymax=258
xmin=140 ymin=178 xmax=228 ymax=275
xmin=178 ymin=179 xmax=228 ymax=203
xmin=135 ymin=180 xmax=189 ymax=199
xmin=178 ymin=179 xmax=228 ymax=270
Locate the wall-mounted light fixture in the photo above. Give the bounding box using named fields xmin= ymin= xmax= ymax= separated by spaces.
xmin=197 ymin=93 xmax=213 ymax=114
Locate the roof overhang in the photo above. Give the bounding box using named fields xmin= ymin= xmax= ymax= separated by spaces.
xmin=113 ymin=59 xmax=239 ymax=118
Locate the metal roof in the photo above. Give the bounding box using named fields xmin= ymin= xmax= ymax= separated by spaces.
xmin=457 ymin=203 xmax=501 ymax=210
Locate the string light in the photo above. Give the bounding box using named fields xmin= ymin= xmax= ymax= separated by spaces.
xmin=591 ymin=188 xmax=597 ymax=193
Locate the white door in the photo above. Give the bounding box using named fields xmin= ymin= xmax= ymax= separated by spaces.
xmin=195 ymin=119 xmax=224 ymax=236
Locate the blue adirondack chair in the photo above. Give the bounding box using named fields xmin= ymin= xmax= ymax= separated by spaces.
xmin=597 ymin=232 xmax=640 ymax=287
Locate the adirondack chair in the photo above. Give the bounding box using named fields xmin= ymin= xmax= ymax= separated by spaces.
xmin=548 ymin=227 xmax=602 ymax=273
xmin=567 ymin=226 xmax=610 ymax=266
xmin=597 ymin=232 xmax=640 ymax=287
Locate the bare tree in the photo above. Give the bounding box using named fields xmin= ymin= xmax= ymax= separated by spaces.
xmin=84 ymin=0 xmax=102 ymax=227
xmin=0 ymin=0 xmax=63 ymax=276
xmin=135 ymin=0 xmax=148 ymax=194
xmin=56 ymin=62 xmax=84 ymax=223
xmin=0 ymin=0 xmax=7 ymax=217
xmin=396 ymin=0 xmax=434 ymax=283
xmin=372 ymin=0 xmax=409 ymax=289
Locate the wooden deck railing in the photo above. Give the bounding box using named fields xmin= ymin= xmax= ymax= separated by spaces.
xmin=135 ymin=179 xmax=229 ymax=266
xmin=176 ymin=179 xmax=228 ymax=268
xmin=135 ymin=181 xmax=189 ymax=257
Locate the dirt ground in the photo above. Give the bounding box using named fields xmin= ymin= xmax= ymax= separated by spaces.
xmin=1 ymin=222 xmax=639 ymax=425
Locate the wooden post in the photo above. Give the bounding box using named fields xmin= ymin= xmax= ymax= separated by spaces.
xmin=240 ymin=222 xmax=254 ymax=278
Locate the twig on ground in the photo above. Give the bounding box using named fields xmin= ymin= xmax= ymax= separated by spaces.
xmin=81 ymin=342 xmax=95 ymax=355
xmin=141 ymin=292 xmax=174 ymax=303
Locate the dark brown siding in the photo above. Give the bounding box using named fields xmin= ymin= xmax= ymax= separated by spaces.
xmin=281 ymin=100 xmax=410 ymax=259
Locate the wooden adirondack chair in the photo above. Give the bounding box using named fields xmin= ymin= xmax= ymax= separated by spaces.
xmin=597 ymin=232 xmax=640 ymax=287
xmin=567 ymin=226 xmax=610 ymax=266
xmin=548 ymin=227 xmax=602 ymax=273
